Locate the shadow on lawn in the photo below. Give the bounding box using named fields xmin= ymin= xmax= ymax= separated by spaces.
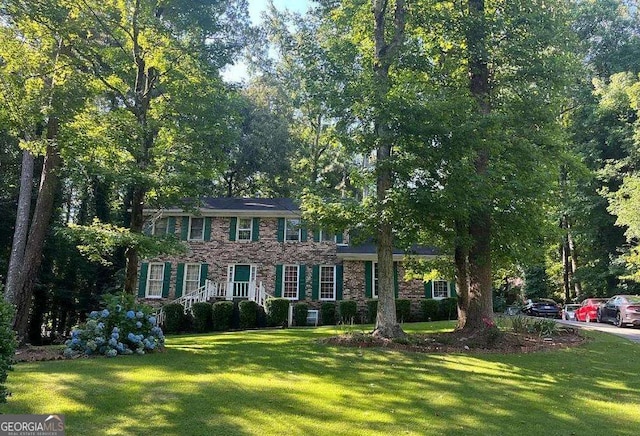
xmin=4 ymin=325 xmax=640 ymax=435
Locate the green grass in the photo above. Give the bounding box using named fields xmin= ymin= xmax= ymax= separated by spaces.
xmin=2 ymin=322 xmax=639 ymax=435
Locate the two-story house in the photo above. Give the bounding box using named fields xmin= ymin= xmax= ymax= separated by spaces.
xmin=137 ymin=198 xmax=456 ymax=318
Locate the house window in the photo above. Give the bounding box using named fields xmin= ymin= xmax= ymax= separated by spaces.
xmin=319 ymin=230 xmax=336 ymax=243
xmin=183 ymin=264 xmax=201 ymax=294
xmin=285 ymin=219 xmax=301 ymax=242
xmin=146 ymin=263 xmax=165 ymax=298
xmin=372 ymin=262 xmax=379 ymax=299
xmin=283 ymin=265 xmax=299 ymax=299
xmin=320 ymin=266 xmax=336 ymax=300
xmin=153 ymin=218 xmax=168 ymax=236
xmin=237 ymin=217 xmax=252 ymax=241
xmin=433 ymin=280 xmax=449 ymax=299
xmin=189 ymin=217 xmax=204 ymax=240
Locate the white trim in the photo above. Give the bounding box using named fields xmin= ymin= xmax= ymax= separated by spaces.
xmin=318 ymin=230 xmax=337 ymax=243
xmin=145 ymin=263 xmax=165 ymax=299
xmin=372 ymin=262 xmax=379 ymax=299
xmin=151 ymin=217 xmax=169 ymax=236
xmin=284 ymin=218 xmax=301 ymax=242
xmin=236 ymin=216 xmax=253 ymax=241
xmin=143 ymin=208 xmax=300 ymax=218
xmin=282 ymin=264 xmax=299 ymax=300
xmin=183 ymin=263 xmax=202 ymax=295
xmin=319 ymin=265 xmax=337 ymax=301
xmin=432 ymin=280 xmax=449 ymax=300
xmin=188 ymin=217 xmax=205 ymax=241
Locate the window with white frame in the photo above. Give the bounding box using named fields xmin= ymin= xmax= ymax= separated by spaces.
xmin=189 ymin=217 xmax=204 ymax=240
xmin=285 ymin=219 xmax=301 ymax=242
xmin=433 ymin=280 xmax=449 ymax=299
xmin=153 ymin=218 xmax=168 ymax=236
xmin=283 ymin=265 xmax=299 ymax=299
xmin=146 ymin=263 xmax=165 ymax=298
xmin=372 ymin=262 xmax=379 ymax=298
xmin=237 ymin=217 xmax=252 ymax=241
xmin=319 ymin=230 xmax=336 ymax=243
xmin=183 ymin=264 xmax=201 ymax=294
xmin=320 ymin=266 xmax=336 ymax=300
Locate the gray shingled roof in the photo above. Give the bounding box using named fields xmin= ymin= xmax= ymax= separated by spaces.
xmin=337 ymin=243 xmax=439 ymax=256
xmin=199 ymin=197 xmax=299 ymax=212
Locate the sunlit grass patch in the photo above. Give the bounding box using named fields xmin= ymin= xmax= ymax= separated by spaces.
xmin=2 ymin=323 xmax=639 ymax=435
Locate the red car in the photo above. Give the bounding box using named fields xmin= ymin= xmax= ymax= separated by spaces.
xmin=575 ymin=298 xmax=607 ymax=323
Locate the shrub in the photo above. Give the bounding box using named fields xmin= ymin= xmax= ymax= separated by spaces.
xmin=366 ymin=300 xmax=378 ymax=324
xmin=320 ymin=302 xmax=336 ymax=325
xmin=212 ymin=301 xmax=234 ymax=331
xmin=256 ymin=305 xmax=268 ymax=328
xmin=191 ymin=302 xmax=212 ymax=333
xmin=395 ymin=299 xmax=411 ymax=323
xmin=338 ymin=300 xmax=358 ymax=324
xmin=293 ymin=303 xmax=309 ymax=326
xmin=531 ymin=318 xmax=559 ymax=337
xmin=0 ymin=285 xmax=17 ymax=403
xmin=421 ymin=299 xmax=439 ymax=321
xmin=163 ymin=303 xmax=186 ymax=334
xmin=438 ymin=298 xmax=458 ymax=320
xmin=265 ymin=298 xmax=289 ymax=327
xmin=64 ymin=292 xmax=164 ymax=358
xmin=239 ymin=300 xmax=258 ymax=329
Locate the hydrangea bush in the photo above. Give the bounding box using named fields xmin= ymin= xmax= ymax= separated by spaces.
xmin=64 ymin=293 xmax=164 ymax=358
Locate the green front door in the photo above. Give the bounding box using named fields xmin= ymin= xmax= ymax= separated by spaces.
xmin=234 ymin=264 xmax=251 ymax=282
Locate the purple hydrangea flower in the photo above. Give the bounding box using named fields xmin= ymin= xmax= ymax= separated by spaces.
xmin=126 ymin=310 xmax=135 ymax=319
xmin=136 ymin=321 xmax=142 ymax=328
xmin=135 ymin=311 xmax=144 ymax=319
xmin=101 ymin=309 xmax=110 ymax=318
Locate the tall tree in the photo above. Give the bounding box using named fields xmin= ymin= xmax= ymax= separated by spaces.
xmin=33 ymin=0 xmax=250 ymax=293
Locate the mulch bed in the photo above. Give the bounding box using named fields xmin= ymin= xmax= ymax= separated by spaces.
xmin=14 ymin=345 xmax=67 ymax=362
xmin=322 ymin=327 xmax=587 ymax=354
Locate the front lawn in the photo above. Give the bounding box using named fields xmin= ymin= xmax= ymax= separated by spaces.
xmin=2 ymin=322 xmax=639 ymax=435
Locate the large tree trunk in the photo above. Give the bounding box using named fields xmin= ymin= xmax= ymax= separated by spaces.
xmin=5 ymin=147 xmax=35 ymax=303
xmin=13 ymin=118 xmax=61 ymax=340
xmin=122 ymin=6 xmax=158 ymax=293
xmin=456 ymin=0 xmax=494 ymax=331
xmin=371 ymin=0 xmax=406 ymax=339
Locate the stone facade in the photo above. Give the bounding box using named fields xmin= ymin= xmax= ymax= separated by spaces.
xmin=140 ymin=206 xmax=446 ymax=320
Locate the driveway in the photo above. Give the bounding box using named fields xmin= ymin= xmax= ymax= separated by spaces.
xmin=557 ymin=319 xmax=640 ymax=344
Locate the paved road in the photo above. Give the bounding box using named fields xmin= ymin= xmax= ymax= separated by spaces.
xmin=557 ymin=319 xmax=640 ymax=344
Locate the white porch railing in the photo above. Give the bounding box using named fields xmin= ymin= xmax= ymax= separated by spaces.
xmin=155 ymin=280 xmax=269 ymax=326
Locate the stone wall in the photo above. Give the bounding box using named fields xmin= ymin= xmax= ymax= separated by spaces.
xmin=142 ymin=215 xmax=434 ymax=320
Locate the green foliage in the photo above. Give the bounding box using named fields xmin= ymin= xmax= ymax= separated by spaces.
xmin=191 ymin=302 xmax=212 ymax=333
xmin=320 ymin=302 xmax=336 ymax=325
xmin=64 ymin=292 xmax=164 ymax=357
xmin=265 ymin=298 xmax=289 ymax=328
xmin=293 ymin=303 xmax=309 ymax=327
xmin=212 ymin=301 xmax=234 ymax=331
xmin=61 ymin=220 xmax=187 ymax=266
xmin=0 ymin=285 xmax=17 ymax=403
xmin=238 ymin=300 xmax=258 ymax=329
xmin=163 ymin=303 xmax=186 ymax=334
xmin=338 ymin=300 xmax=358 ymax=324
xmin=365 ymin=300 xmax=378 ymax=324
xmin=395 ymin=299 xmax=411 ymax=323
xmin=438 ymin=298 xmax=458 ymax=321
xmin=421 ymin=299 xmax=440 ymax=322
xmin=523 ymin=266 xmax=553 ymax=299
xmin=504 ymin=315 xmax=560 ymax=337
